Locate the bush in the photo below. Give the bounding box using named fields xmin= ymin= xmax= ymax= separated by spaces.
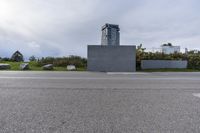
xmin=29 ymin=56 xmax=37 ymax=61
xmin=1 ymin=57 xmax=11 ymax=61
xmin=37 ymin=56 xmax=87 ymax=68
xmin=187 ymin=54 xmax=200 ymax=69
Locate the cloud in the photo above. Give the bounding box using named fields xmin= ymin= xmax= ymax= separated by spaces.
xmin=0 ymin=0 xmax=200 ymax=58
xmin=120 ymin=0 xmax=200 ymax=48
xmin=28 ymin=41 xmax=40 ymax=49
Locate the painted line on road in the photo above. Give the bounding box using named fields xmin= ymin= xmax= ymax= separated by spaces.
xmin=107 ymin=72 xmax=150 ymax=75
xmin=193 ymin=93 xmax=200 ymax=98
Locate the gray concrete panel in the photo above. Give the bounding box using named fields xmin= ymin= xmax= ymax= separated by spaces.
xmin=87 ymin=45 xmax=136 ymax=72
xmin=141 ymin=60 xmax=188 ymax=69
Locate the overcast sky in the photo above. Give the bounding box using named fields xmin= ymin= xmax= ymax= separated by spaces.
xmin=0 ymin=0 xmax=200 ymax=58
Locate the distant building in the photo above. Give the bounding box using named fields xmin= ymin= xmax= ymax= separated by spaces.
xmin=185 ymin=48 xmax=188 ymax=54
xmin=194 ymin=50 xmax=199 ymax=54
xmin=161 ymin=45 xmax=180 ymax=54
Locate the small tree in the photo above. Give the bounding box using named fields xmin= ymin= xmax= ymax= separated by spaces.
xmin=29 ymin=56 xmax=36 ymax=61
xmin=136 ymin=44 xmax=146 ymax=70
xmin=162 ymin=43 xmax=172 ymax=46
xmin=1 ymin=57 xmax=11 ymax=61
xmin=11 ymin=51 xmax=24 ymax=62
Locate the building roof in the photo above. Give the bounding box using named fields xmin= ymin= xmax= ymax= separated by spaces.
xmin=102 ymin=23 xmax=120 ymax=31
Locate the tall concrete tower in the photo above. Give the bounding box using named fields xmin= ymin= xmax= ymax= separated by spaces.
xmin=87 ymin=23 xmax=136 ymax=72
xmin=101 ymin=23 xmax=120 ymax=46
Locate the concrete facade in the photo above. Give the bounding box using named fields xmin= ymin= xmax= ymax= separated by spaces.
xmin=101 ymin=24 xmax=120 ymax=46
xmin=87 ymin=45 xmax=136 ymax=72
xmin=141 ymin=60 xmax=188 ymax=69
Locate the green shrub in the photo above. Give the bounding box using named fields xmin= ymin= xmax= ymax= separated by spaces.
xmin=37 ymin=56 xmax=87 ymax=68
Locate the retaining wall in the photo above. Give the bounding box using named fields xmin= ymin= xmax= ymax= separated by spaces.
xmin=141 ymin=60 xmax=188 ymax=69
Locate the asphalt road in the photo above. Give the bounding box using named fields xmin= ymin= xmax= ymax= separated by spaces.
xmin=1 ymin=71 xmax=200 ymax=133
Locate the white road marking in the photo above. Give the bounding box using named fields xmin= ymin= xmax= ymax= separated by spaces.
xmin=107 ymin=72 xmax=150 ymax=75
xmin=193 ymin=93 xmax=200 ymax=98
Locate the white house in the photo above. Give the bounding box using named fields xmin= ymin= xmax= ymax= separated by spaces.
xmin=161 ymin=45 xmax=180 ymax=54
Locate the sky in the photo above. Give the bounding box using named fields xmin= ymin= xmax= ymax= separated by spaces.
xmin=0 ymin=0 xmax=200 ymax=58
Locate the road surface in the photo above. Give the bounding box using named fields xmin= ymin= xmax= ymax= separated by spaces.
xmin=0 ymin=71 xmax=200 ymax=133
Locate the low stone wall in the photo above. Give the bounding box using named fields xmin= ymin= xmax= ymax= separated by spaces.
xmin=141 ymin=60 xmax=188 ymax=69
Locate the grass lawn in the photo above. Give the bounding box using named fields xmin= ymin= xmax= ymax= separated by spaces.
xmin=0 ymin=61 xmax=86 ymax=71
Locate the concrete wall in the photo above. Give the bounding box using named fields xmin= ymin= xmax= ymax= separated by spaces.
xmin=141 ymin=60 xmax=188 ymax=69
xmin=87 ymin=45 xmax=136 ymax=72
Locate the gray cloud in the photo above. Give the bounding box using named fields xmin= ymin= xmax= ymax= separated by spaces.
xmin=0 ymin=0 xmax=200 ymax=58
